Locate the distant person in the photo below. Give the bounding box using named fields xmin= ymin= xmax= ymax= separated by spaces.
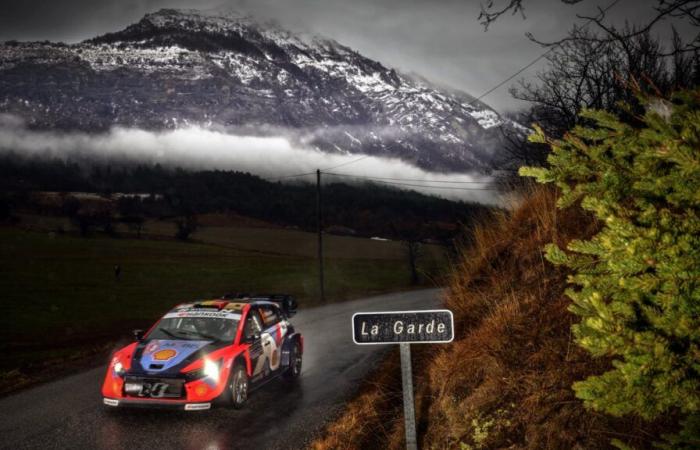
xmin=114 ymin=264 xmax=121 ymax=282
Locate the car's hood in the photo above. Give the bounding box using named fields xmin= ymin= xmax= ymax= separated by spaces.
xmin=131 ymin=339 xmax=218 ymax=375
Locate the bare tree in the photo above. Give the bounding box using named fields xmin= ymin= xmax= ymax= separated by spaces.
xmin=479 ymin=1 xmax=698 ymax=170
xmin=174 ymin=215 xmax=198 ymax=241
xmin=480 ymin=0 xmax=699 ymax=55
xmin=479 ymin=0 xmax=583 ymax=30
xmin=122 ymin=215 xmax=146 ymax=238
xmin=405 ymin=240 xmax=422 ymax=285
xmin=511 ymin=25 xmax=699 ymax=139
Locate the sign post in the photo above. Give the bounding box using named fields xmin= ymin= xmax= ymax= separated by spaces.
xmin=400 ymin=343 xmax=417 ymax=450
xmin=352 ymin=309 xmax=454 ymax=450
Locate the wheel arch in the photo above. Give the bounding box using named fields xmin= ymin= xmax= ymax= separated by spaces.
xmin=281 ymin=332 xmax=303 ymax=368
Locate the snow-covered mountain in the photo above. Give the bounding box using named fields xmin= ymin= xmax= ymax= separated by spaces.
xmin=0 ymin=8 xmax=525 ymax=172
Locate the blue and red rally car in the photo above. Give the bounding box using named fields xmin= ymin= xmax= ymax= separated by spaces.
xmin=102 ymin=295 xmax=302 ymax=411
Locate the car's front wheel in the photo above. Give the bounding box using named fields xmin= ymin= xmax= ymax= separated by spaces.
xmin=229 ymin=363 xmax=248 ymax=409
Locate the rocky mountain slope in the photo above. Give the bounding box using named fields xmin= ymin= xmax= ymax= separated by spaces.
xmin=0 ymin=8 xmax=525 ymax=172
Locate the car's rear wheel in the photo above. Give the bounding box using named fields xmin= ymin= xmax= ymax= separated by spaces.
xmin=282 ymin=341 xmax=302 ymax=382
xmin=229 ymin=363 xmax=248 ymax=409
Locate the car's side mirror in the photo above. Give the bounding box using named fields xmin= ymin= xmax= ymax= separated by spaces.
xmin=133 ymin=329 xmax=144 ymax=341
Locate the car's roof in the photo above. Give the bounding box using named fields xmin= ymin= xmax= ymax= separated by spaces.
xmin=171 ymin=298 xmax=281 ymax=314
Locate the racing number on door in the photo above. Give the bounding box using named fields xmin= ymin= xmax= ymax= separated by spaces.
xmin=259 ymin=305 xmax=286 ymax=372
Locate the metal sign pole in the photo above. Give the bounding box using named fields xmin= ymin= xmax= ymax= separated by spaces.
xmin=400 ymin=343 xmax=418 ymax=450
xmin=352 ymin=309 xmax=453 ymax=450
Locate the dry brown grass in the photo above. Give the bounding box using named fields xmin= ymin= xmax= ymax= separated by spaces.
xmin=311 ymin=186 xmax=672 ymax=450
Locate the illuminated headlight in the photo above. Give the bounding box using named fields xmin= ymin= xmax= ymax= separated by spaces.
xmin=184 ymin=358 xmax=222 ymax=382
xmin=203 ymin=359 xmax=220 ymax=383
xmin=112 ymin=358 xmax=125 ymax=377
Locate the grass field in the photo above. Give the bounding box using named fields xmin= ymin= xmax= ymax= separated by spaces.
xmin=0 ymin=219 xmax=448 ymax=392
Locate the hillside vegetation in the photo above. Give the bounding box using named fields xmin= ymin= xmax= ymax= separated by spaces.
xmin=312 ymin=187 xmax=672 ymax=449
xmin=312 ymin=90 xmax=700 ymax=449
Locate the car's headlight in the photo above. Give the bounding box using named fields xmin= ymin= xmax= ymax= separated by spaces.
xmin=112 ymin=358 xmax=125 ymax=377
xmin=185 ymin=358 xmax=221 ymax=382
xmin=203 ymin=359 xmax=220 ymax=383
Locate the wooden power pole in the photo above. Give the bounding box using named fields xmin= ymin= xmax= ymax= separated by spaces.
xmin=317 ymin=169 xmax=325 ymax=302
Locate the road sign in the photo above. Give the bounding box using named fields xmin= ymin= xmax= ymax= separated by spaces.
xmin=352 ymin=309 xmax=454 ymax=345
xmin=352 ymin=309 xmax=454 ymax=450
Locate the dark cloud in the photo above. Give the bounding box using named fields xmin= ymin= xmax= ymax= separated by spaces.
xmin=0 ymin=0 xmax=693 ymax=111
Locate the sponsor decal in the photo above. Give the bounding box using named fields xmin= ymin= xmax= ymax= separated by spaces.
xmin=163 ymin=309 xmax=241 ymax=320
xmin=140 ymin=340 xmax=211 ymax=373
xmin=184 ymin=403 xmax=211 ymax=411
xmin=277 ymin=321 xmax=288 ymax=345
xmin=153 ymin=349 xmax=177 ymax=361
xmin=145 ymin=342 xmax=159 ymax=354
xmin=124 ymin=382 xmax=142 ymax=394
xmin=144 ymin=382 xmax=169 ymax=398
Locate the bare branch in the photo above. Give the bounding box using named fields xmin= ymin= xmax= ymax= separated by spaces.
xmin=479 ymin=0 xmax=584 ymax=29
xmin=479 ymin=0 xmax=526 ymax=30
xmin=524 ymin=0 xmax=700 ymax=57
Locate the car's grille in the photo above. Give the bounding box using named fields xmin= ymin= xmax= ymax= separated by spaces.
xmin=123 ymin=376 xmax=185 ymax=399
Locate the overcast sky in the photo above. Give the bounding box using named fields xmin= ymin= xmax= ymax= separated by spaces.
xmin=0 ymin=0 xmax=694 ymax=111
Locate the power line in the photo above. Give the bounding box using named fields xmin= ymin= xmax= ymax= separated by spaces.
xmin=272 ymin=171 xmax=316 ymax=181
xmin=273 ymin=171 xmax=500 ymax=190
xmin=274 ymin=155 xmax=373 ymax=180
xmin=323 ymin=173 xmax=501 ymax=191
xmin=369 ymin=179 xmax=499 ymax=191
xmin=469 ymin=0 xmax=624 ymax=105
xmin=320 ymin=154 xmax=372 ymax=171
xmin=324 ymin=172 xmax=494 ymax=184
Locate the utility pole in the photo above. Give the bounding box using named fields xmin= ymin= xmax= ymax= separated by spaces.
xmin=316 ymin=169 xmax=325 ymax=302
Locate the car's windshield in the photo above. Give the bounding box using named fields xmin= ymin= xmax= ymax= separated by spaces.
xmin=147 ymin=316 xmax=239 ymax=343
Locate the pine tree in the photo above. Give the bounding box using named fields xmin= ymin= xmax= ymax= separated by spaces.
xmin=521 ymin=89 xmax=700 ymax=446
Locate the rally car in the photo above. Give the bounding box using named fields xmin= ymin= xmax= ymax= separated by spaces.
xmin=102 ymin=294 xmax=302 ymax=411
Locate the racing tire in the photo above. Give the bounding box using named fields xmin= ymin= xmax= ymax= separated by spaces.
xmin=229 ymin=363 xmax=249 ymax=409
xmin=282 ymin=341 xmax=302 ymax=382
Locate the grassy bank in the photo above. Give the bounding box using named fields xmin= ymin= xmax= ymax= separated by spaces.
xmin=311 ymin=187 xmax=674 ymax=450
xmin=0 ymin=220 xmax=447 ymax=394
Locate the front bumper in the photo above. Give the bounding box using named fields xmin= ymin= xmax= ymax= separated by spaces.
xmin=103 ymin=397 xmax=211 ymax=411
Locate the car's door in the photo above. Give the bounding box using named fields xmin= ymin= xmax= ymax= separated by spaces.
xmin=242 ymin=308 xmax=266 ymax=383
xmin=258 ymin=304 xmax=287 ymax=373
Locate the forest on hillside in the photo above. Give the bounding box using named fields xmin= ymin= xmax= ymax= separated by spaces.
xmin=0 ymin=153 xmax=492 ymax=242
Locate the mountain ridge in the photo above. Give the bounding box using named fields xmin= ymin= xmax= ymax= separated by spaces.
xmin=0 ymin=8 xmax=526 ymax=172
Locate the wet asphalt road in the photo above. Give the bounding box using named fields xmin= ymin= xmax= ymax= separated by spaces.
xmin=0 ymin=289 xmax=441 ymax=450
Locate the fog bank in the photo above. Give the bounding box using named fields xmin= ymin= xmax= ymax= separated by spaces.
xmin=0 ymin=116 xmax=501 ymax=204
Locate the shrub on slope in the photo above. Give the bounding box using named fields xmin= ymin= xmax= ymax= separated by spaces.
xmin=312 ymin=186 xmax=672 ymax=449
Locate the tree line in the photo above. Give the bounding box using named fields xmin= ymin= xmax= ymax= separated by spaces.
xmin=0 ymin=153 xmax=492 ymax=244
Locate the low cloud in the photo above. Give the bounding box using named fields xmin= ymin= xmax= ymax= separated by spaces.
xmin=0 ymin=116 xmax=500 ymax=204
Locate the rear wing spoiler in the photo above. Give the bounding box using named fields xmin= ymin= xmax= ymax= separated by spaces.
xmin=223 ymin=293 xmax=298 ymax=318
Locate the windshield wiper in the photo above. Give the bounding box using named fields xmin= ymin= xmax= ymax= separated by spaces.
xmin=163 ymin=328 xmax=221 ymax=342
xmin=156 ymin=328 xmax=181 ymax=339
xmin=177 ymin=329 xmax=222 ymax=342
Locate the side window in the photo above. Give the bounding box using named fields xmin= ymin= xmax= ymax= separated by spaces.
xmin=243 ymin=310 xmax=263 ymax=339
xmin=259 ymin=305 xmax=280 ymax=328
